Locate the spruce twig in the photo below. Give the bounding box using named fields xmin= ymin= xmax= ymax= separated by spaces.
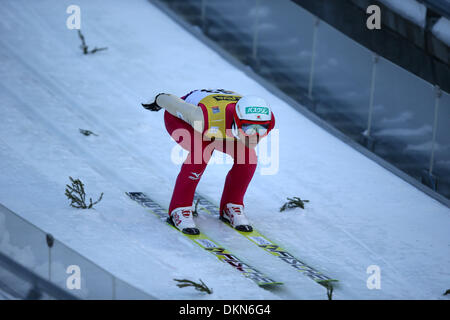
xmin=65 ymin=176 xmax=103 ymax=209
xmin=326 ymin=284 xmax=334 ymax=300
xmin=79 ymin=129 xmax=98 ymax=136
xmin=280 ymin=197 xmax=309 ymax=212
xmin=192 ymin=199 xmax=200 ymax=217
xmin=77 ymin=30 xmax=107 ymax=55
xmin=174 ymin=279 xmax=213 ymax=294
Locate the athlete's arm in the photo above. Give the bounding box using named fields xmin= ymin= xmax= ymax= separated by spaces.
xmin=149 ymin=93 xmax=205 ymax=132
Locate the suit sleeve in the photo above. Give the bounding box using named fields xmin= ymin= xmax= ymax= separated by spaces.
xmin=156 ymin=93 xmax=205 ymax=133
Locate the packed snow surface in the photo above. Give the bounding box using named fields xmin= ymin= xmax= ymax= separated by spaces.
xmin=0 ymin=0 xmax=449 ymax=299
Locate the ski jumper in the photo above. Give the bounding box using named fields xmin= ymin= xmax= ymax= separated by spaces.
xmin=158 ymin=89 xmax=275 ymax=215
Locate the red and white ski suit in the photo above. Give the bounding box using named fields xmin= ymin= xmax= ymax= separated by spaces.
xmin=157 ymin=89 xmax=275 ymax=215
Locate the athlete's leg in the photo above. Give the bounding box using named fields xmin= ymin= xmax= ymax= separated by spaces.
xmin=164 ymin=111 xmax=212 ymax=214
xmin=218 ymin=139 xmax=257 ymax=215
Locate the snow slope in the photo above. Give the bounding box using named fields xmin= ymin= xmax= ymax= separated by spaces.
xmin=0 ymin=0 xmax=449 ymax=299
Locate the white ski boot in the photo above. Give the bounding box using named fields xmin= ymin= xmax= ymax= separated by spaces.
xmin=221 ymin=203 xmax=253 ymax=232
xmin=170 ymin=206 xmax=200 ymax=235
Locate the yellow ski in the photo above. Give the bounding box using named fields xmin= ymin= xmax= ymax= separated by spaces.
xmin=126 ymin=192 xmax=282 ymax=287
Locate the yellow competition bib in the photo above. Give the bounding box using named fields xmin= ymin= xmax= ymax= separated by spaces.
xmin=199 ymin=94 xmax=242 ymax=140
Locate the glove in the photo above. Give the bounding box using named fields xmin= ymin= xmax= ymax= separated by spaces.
xmin=141 ymin=93 xmax=164 ymax=111
xmin=141 ymin=102 xmax=161 ymax=111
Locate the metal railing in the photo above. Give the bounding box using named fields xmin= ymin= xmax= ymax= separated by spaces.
xmin=0 ymin=204 xmax=155 ymax=300
xmin=0 ymin=251 xmax=78 ymax=300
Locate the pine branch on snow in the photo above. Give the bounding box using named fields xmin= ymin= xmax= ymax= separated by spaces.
xmin=65 ymin=176 xmax=103 ymax=209
xmin=79 ymin=129 xmax=98 ymax=136
xmin=326 ymin=284 xmax=334 ymax=300
xmin=192 ymin=199 xmax=200 ymax=217
xmin=77 ymin=30 xmax=107 ymax=55
xmin=174 ymin=279 xmax=213 ymax=294
xmin=280 ymin=197 xmax=309 ymax=212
